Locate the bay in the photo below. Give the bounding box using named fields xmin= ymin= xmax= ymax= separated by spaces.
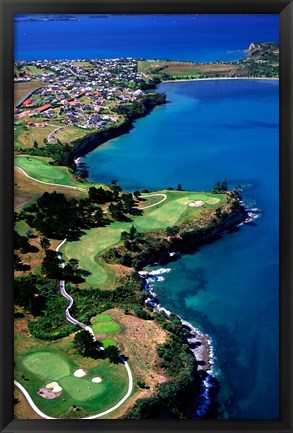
xmin=14 ymin=13 xmax=280 ymax=420
xmin=84 ymin=79 xmax=279 ymax=419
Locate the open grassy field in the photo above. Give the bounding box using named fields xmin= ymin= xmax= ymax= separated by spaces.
xmin=15 ymin=124 xmax=60 ymax=149
xmin=54 ymin=126 xmax=90 ymax=143
xmin=14 ymin=166 xmax=88 ymax=211
xmin=60 ymin=190 xmax=225 ymax=288
xmin=93 ymin=314 xmax=113 ymax=323
xmin=14 ymin=156 xmax=88 ymax=188
xmin=14 ymin=80 xmax=47 ymax=105
xmin=138 ymin=60 xmax=237 ymax=79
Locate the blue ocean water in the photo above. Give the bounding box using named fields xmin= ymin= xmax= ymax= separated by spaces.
xmin=15 ymin=14 xmax=278 ymax=62
xmin=84 ymin=79 xmax=279 ymax=419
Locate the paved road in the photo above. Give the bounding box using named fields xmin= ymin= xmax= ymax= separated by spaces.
xmin=47 ymin=125 xmax=64 ymax=143
xmin=55 ymin=239 xmax=87 ymax=329
xmin=16 ymin=166 xmax=168 ymax=208
xmin=138 ymin=193 xmax=167 ymax=209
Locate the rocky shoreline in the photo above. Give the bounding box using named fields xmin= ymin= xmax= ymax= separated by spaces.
xmin=139 ymin=269 xmax=214 ymax=374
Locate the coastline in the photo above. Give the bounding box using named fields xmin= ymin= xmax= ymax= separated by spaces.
xmin=163 ymin=76 xmax=279 ymax=83
xmin=139 ymin=269 xmax=216 ymax=418
xmin=74 ymin=76 xmax=278 ymax=165
xmin=139 ymin=269 xmax=214 ymax=373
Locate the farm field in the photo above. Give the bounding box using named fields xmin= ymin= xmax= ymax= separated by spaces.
xmin=138 ymin=60 xmax=236 ymax=79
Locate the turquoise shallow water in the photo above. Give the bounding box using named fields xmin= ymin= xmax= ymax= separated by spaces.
xmin=84 ymin=79 xmax=279 ymax=419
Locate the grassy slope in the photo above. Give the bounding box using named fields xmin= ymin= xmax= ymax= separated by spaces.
xmin=15 ymin=124 xmax=61 ymax=149
xmin=14 ymin=80 xmax=46 ymax=105
xmin=61 ymin=190 xmax=225 ymax=289
xmin=15 ymin=155 xmax=88 ymax=188
xmin=14 ymin=166 xmax=88 ymax=211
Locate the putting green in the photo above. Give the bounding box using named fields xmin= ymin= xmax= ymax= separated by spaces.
xmin=205 ymin=197 xmax=221 ymax=204
xmin=59 ymin=376 xmax=105 ymax=402
xmin=101 ymin=339 xmax=117 ymax=347
xmin=92 ymin=322 xmax=120 ymax=334
xmin=94 ymin=314 xmax=113 ymax=323
xmin=16 ymin=351 xmax=129 ymax=418
xmin=22 ymin=351 xmax=70 ymax=380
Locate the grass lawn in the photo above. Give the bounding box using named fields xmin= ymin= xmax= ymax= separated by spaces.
xmin=14 ymin=155 xmax=88 ymax=188
xmin=92 ymin=314 xmax=120 ymax=334
xmin=94 ymin=314 xmax=113 ymax=323
xmin=16 ymin=348 xmax=129 ymax=418
xmin=55 ymin=126 xmax=90 ymax=143
xmin=138 ymin=60 xmax=236 ymax=80
xmin=17 ymin=125 xmax=58 ymax=149
xmin=14 ymin=166 xmax=88 ymax=211
xmin=60 ymin=190 xmax=225 ymax=288
xmin=59 ymin=376 xmax=106 ymax=402
xmin=92 ymin=322 xmax=120 ymax=334
xmin=22 ymin=352 xmax=70 ymax=380
xmin=101 ymin=339 xmax=117 ymax=347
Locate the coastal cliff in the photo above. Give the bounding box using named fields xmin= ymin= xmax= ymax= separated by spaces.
xmin=73 ymin=118 xmax=133 ymax=157
xmin=102 ymin=202 xmax=248 ymax=271
xmin=74 ymin=92 xmax=166 ymax=158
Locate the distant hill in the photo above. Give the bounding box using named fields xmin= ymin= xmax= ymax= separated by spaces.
xmin=139 ymin=42 xmax=279 ymax=80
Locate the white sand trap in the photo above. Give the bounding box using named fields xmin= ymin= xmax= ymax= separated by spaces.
xmin=74 ymin=368 xmax=86 ymax=378
xmin=188 ymin=200 xmax=205 ymax=207
xmin=46 ymin=381 xmax=62 ymax=393
xmin=91 ymin=377 xmax=102 ymax=383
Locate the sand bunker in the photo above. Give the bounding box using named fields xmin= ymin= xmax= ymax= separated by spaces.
xmin=38 ymin=388 xmax=61 ymax=399
xmin=91 ymin=377 xmax=102 ymax=383
xmin=188 ymin=200 xmax=205 ymax=207
xmin=46 ymin=381 xmax=62 ymax=393
xmin=73 ymin=368 xmax=86 ymax=378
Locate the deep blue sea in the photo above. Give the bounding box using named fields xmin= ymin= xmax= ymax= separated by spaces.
xmin=15 ymin=14 xmax=278 ymax=62
xmin=83 ymin=79 xmax=279 ymax=419
xmin=15 ymin=14 xmax=279 ymax=420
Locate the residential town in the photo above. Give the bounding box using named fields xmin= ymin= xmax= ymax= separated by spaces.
xmin=14 ymin=58 xmax=150 ymax=146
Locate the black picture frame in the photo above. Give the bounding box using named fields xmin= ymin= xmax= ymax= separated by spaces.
xmin=1 ymin=1 xmax=292 ymax=432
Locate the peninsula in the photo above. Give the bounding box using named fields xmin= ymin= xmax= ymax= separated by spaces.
xmin=13 ymin=46 xmax=268 ymax=420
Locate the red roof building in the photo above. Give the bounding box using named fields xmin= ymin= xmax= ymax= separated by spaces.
xmin=23 ymin=98 xmax=33 ymax=106
xmin=36 ymin=104 xmax=52 ymax=113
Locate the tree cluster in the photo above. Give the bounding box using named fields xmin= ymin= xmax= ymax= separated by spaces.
xmin=17 ymin=191 xmax=105 ymax=240
xmin=73 ymin=330 xmax=120 ymax=363
xmin=211 ymin=179 xmax=228 ymax=194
